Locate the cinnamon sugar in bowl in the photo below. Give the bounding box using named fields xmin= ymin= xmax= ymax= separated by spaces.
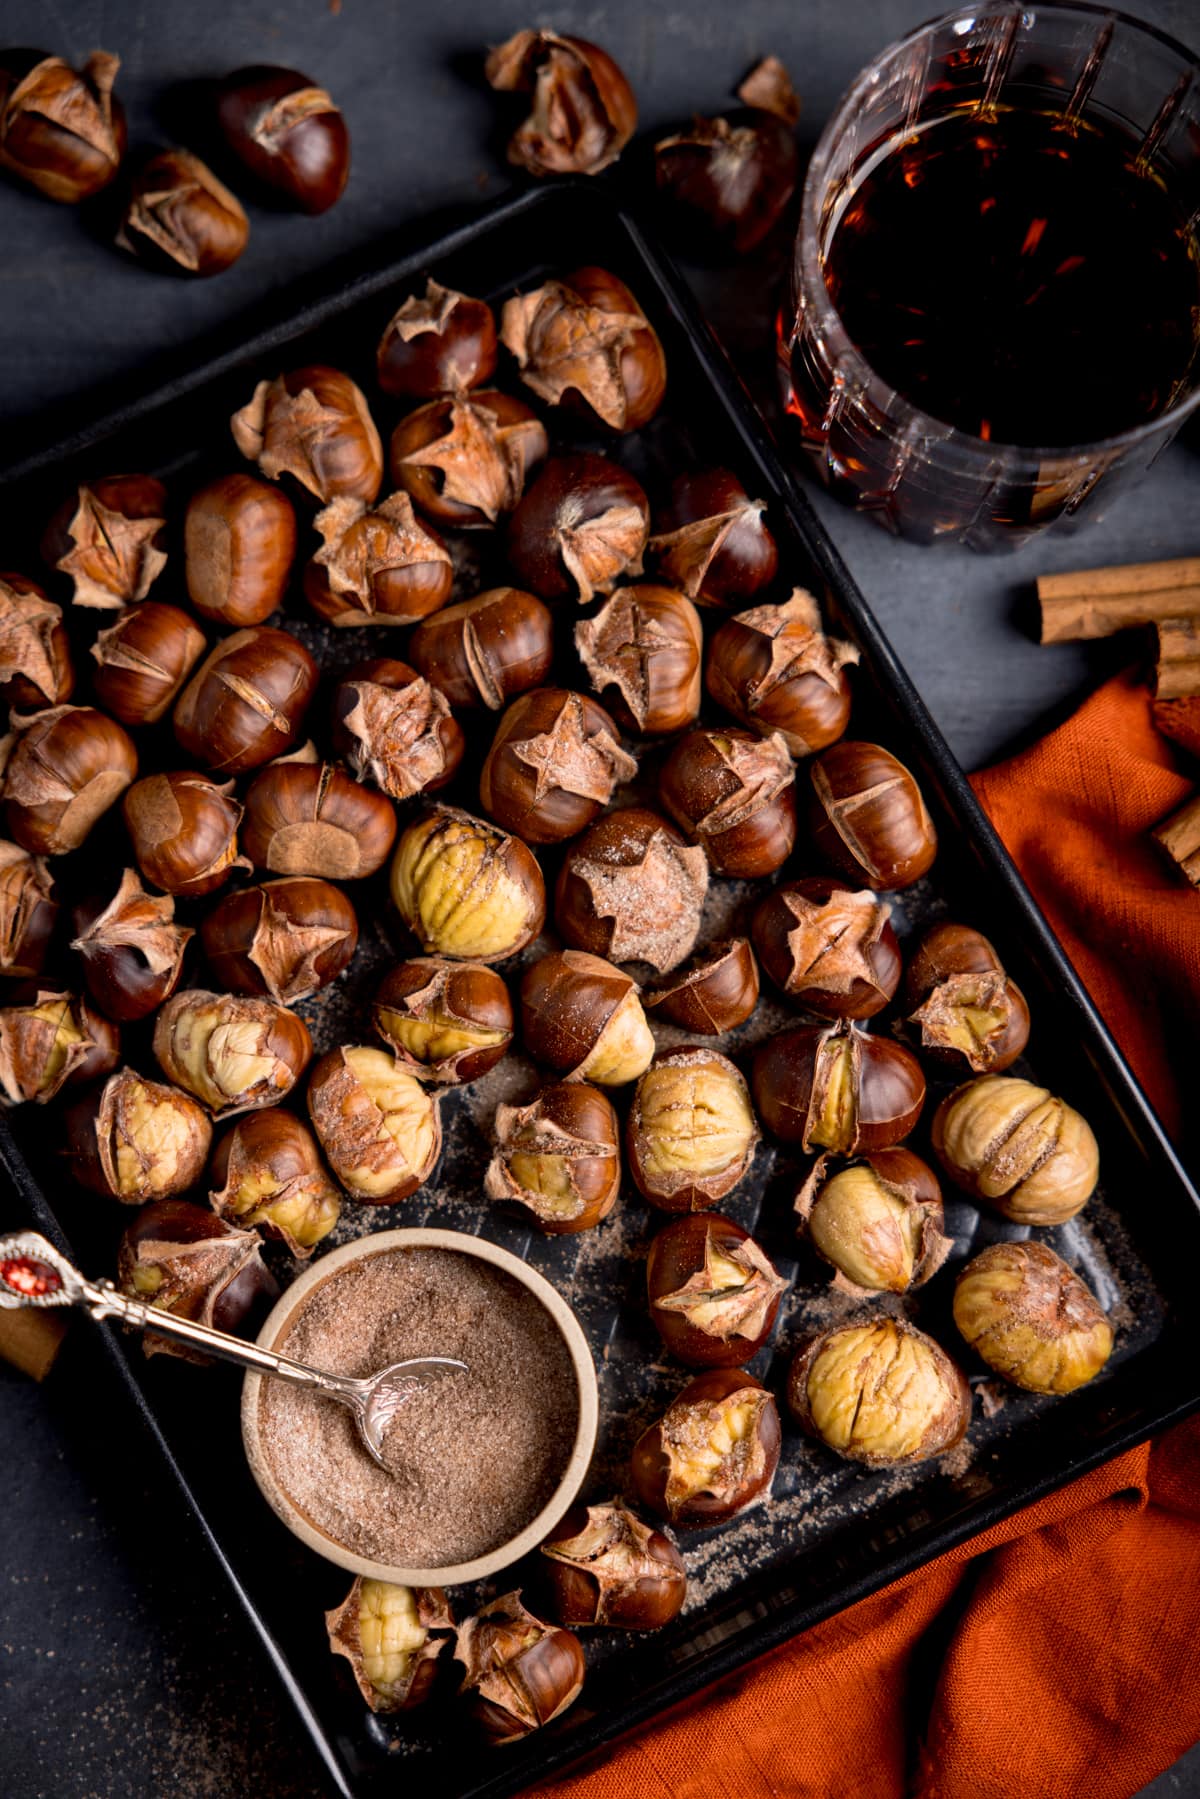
xmin=241 ymin=1228 xmax=598 ymax=1585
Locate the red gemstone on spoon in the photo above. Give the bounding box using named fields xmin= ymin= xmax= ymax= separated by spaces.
xmin=0 ymin=1256 xmax=62 ymax=1298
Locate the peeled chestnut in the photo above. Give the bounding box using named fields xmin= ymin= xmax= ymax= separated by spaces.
xmin=630 ymin=1367 xmax=780 ymax=1526
xmin=576 ymin=584 xmax=703 ymax=736
xmin=408 ymin=587 xmax=554 ymax=713
xmin=216 ymin=65 xmax=349 ymax=213
xmin=184 ymin=473 xmax=297 ymax=627
xmin=789 ymin=1317 xmax=971 ymax=1468
xmin=555 ymin=807 xmax=707 ymax=974
xmin=751 ymin=1021 xmax=925 ymax=1152
xmin=2 ymin=705 xmax=137 ymax=856
xmin=628 ymin=1047 xmax=759 ymax=1212
xmin=521 ymin=950 xmax=653 ymax=1086
xmin=0 ymin=574 xmax=74 ymax=710
xmin=307 ymin=1045 xmax=441 ymax=1202
xmin=953 ymin=1241 xmax=1114 ymax=1395
xmin=232 ymin=365 xmax=383 ymax=506
xmin=644 ymin=938 xmax=759 ymax=1036
xmin=305 ymin=493 xmax=452 ymax=627
xmin=374 ymin=958 xmax=513 ymax=1085
xmin=0 ymin=988 xmax=118 ymax=1104
xmin=331 ymin=660 xmax=463 ymax=802
xmin=501 ymin=267 xmax=666 ymax=434
xmin=173 ymin=626 xmax=318 ymax=775
xmin=485 ymin=1080 xmax=619 ymax=1233
xmin=649 ymin=469 xmax=778 ymax=609
xmin=71 ymin=868 xmax=192 ymax=1022
xmin=751 ymin=877 xmax=900 ymax=1019
xmin=0 ymin=843 xmax=57 ymax=979
xmin=241 ymin=758 xmax=396 ymax=879
xmin=153 ymin=988 xmax=312 ymax=1117
xmin=389 ymin=389 xmax=547 ymax=529
xmin=706 ymin=590 xmax=857 ymax=755
xmin=540 ymin=1503 xmax=686 ymax=1629
xmin=931 ymin=1074 xmax=1099 ymax=1226
xmin=210 ymin=1110 xmax=341 ymax=1256
xmin=116 ymin=148 xmax=249 ymax=277
xmin=659 ymin=726 xmax=796 ymax=878
xmin=377 ymin=280 xmax=497 ymax=399
xmin=480 ymin=688 xmax=636 ymax=847
xmin=455 ymin=1592 xmax=585 ymax=1745
xmin=904 ymin=922 xmax=1030 ymax=1075
xmin=326 ymin=1580 xmax=454 ymax=1713
xmin=506 ymin=453 xmax=650 ymax=605
xmin=66 ymin=1067 xmax=212 ymax=1203
xmin=123 ymin=771 xmax=247 ymax=898
xmin=390 ymin=806 xmax=545 ymax=965
xmin=655 ymin=109 xmax=798 ymax=257
xmin=795 ymin=1147 xmax=950 ymax=1294
xmin=808 ymin=741 xmax=937 ymax=891
xmin=117 ymin=1199 xmax=275 ymax=1359
xmin=91 ymin=602 xmax=206 ymax=728
xmin=0 ymin=48 xmax=125 ymax=203
xmin=41 ymin=474 xmax=167 ymax=612
xmin=486 ymin=31 xmax=636 ymax=177
xmin=201 ymin=877 xmax=357 ymax=1004
xmin=647 ymin=1213 xmax=786 ymax=1366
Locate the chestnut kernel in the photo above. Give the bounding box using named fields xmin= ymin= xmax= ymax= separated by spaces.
xmin=326 ymin=1579 xmax=454 ymax=1713
xmin=216 ymin=65 xmax=349 ymax=214
xmin=485 ymin=1079 xmax=619 ymax=1233
xmin=123 ymin=771 xmax=247 ymax=898
xmin=555 ymin=807 xmax=707 ymax=974
xmin=153 ymin=989 xmax=312 ymax=1118
xmin=0 ymin=574 xmax=74 ymax=710
xmin=231 ymin=365 xmax=383 ymax=507
xmin=390 ymin=805 xmax=545 ymax=964
xmin=540 ymin=1502 xmax=686 ymax=1629
xmin=655 ymin=109 xmax=798 ymax=257
xmin=486 ymin=32 xmax=636 ymax=177
xmin=647 ymin=1213 xmax=786 ymax=1366
xmin=706 ymin=590 xmax=857 ymax=755
xmin=408 ymin=587 xmax=553 ymax=713
xmin=576 ymin=584 xmax=703 ymax=736
xmin=659 ymin=726 xmax=796 ymax=878
xmin=953 ymin=1241 xmax=1113 ymax=1395
xmin=174 ymin=626 xmax=317 ymax=775
xmin=649 ymin=468 xmax=778 ymax=609
xmin=0 ymin=842 xmax=57 ymax=979
xmin=210 ymin=1110 xmax=341 ymax=1256
xmin=374 ymin=958 xmax=513 ymax=1085
xmin=808 ymin=741 xmax=937 ymax=891
xmin=0 ymin=48 xmax=124 ymax=203
xmin=71 ymin=867 xmax=193 ymax=1022
xmin=506 ymin=452 xmax=650 ymax=604
xmin=0 ymin=988 xmax=118 ymax=1104
xmin=377 ymin=280 xmax=497 ymax=399
xmin=331 ymin=660 xmax=463 ymax=802
xmin=42 ymin=473 xmax=167 ymax=612
xmin=201 ymin=877 xmax=357 ymax=1005
xmin=455 ymin=1592 xmax=585 ymax=1745
xmin=630 ymin=1367 xmax=780 ymax=1526
xmin=91 ymin=602 xmax=206 ymax=728
xmin=788 ymin=1316 xmax=971 ymax=1468
xmin=305 ymin=492 xmax=452 ymax=627
xmin=184 ymin=473 xmax=297 ymax=628
xmin=795 ymin=1147 xmax=950 ymax=1294
xmin=628 ymin=1047 xmax=759 ymax=1212
xmin=751 ymin=1021 xmax=925 ymax=1152
xmin=480 ymin=688 xmax=636 ymax=847
xmin=307 ymin=1045 xmax=441 ymax=1203
xmin=116 ymin=148 xmax=249 ymax=277
xmin=501 ymin=267 xmax=666 ymax=433
xmin=66 ymin=1067 xmax=212 ymax=1203
xmin=2 ymin=705 xmax=137 ymax=856
xmin=389 ymin=389 xmax=547 ymax=530
xmin=931 ymin=1074 xmax=1099 ymax=1226
xmin=520 ymin=950 xmax=653 ymax=1087
xmin=117 ymin=1198 xmax=275 ymax=1359
xmin=242 ymin=757 xmax=397 ymax=880
xmin=904 ymin=921 xmax=1031 ymax=1075
xmin=751 ymin=876 xmax=900 ymax=1019
xmin=644 ymin=937 xmax=759 ymax=1036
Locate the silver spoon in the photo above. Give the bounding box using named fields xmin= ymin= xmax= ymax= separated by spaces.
xmin=0 ymin=1230 xmax=467 ymax=1471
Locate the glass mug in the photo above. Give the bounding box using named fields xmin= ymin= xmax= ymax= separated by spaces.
xmin=782 ymin=2 xmax=1200 ymax=550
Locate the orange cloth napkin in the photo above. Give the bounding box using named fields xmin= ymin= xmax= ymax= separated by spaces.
xmin=535 ymin=671 xmax=1200 ymax=1799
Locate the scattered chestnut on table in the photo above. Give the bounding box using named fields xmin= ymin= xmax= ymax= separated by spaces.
xmin=751 ymin=876 xmax=900 ymax=1019
xmin=501 ymin=266 xmax=666 ymax=434
xmin=201 ymin=876 xmax=358 ymax=1005
xmin=231 ymin=365 xmax=383 ymax=507
xmin=117 ymin=1198 xmax=275 ymax=1359
xmin=153 ymin=988 xmax=312 ymax=1117
xmin=455 ymin=1592 xmax=585 ymax=1745
xmin=787 ymin=1316 xmax=971 ymax=1468
xmin=174 ymin=626 xmax=317 ymax=776
xmin=0 ymin=843 xmax=57 ymax=980
xmin=648 ymin=468 xmax=778 ymax=609
xmin=706 ymin=590 xmax=857 ymax=756
xmin=539 ymin=1502 xmax=686 ymax=1629
xmin=807 ymin=741 xmax=938 ymax=891
xmin=407 ymin=587 xmax=554 ymax=713
xmin=116 ymin=148 xmax=249 ymax=278
xmin=215 ymin=65 xmax=349 ymax=214
xmin=506 ymin=452 xmax=650 ymax=604
xmin=630 ymin=1367 xmax=780 ymax=1527
xmin=71 ymin=867 xmax=193 ymax=1022
xmin=931 ymin=1074 xmax=1099 ymax=1226
xmin=903 ymin=921 xmax=1030 ymax=1075
xmin=66 ymin=1066 xmax=212 ymax=1203
xmin=377 ymin=280 xmax=497 ymax=399
xmin=647 ymin=1212 xmax=786 ymax=1366
xmin=374 ymin=958 xmax=513 ymax=1085
xmin=389 ymin=389 xmax=547 ymax=529
xmin=644 ymin=937 xmax=759 ymax=1036
xmin=554 ymin=807 xmax=708 ymax=974
xmin=659 ymin=725 xmax=796 ymax=878
xmin=0 ymin=988 xmax=118 ymax=1105
xmin=0 ymin=48 xmax=125 ymax=203
xmin=751 ymin=1021 xmax=925 ymax=1153
xmin=184 ymin=473 xmax=297 ymax=628
xmin=0 ymin=574 xmax=74 ymax=710
xmin=654 ymin=107 xmax=798 ymax=257
xmin=485 ymin=1080 xmax=620 ymax=1233
xmin=123 ymin=770 xmax=247 ymax=898
xmin=42 ymin=473 xmax=167 ymax=612
xmin=390 ymin=805 xmax=545 ymax=964
xmin=307 ymin=1045 xmax=441 ymax=1203
xmin=91 ymin=601 xmax=207 ymax=728
xmin=210 ymin=1109 xmax=341 ymax=1256
xmin=575 ymin=583 xmax=703 ymax=736
xmin=953 ymin=1241 xmax=1114 ymax=1395
xmin=520 ymin=949 xmax=653 ymax=1087
xmin=2 ymin=704 xmax=137 ymax=856
xmin=480 ymin=688 xmax=636 ymax=847
xmin=304 ymin=492 xmax=452 ymax=626
xmin=627 ymin=1047 xmax=759 ymax=1212
xmin=325 ymin=1580 xmax=454 ymax=1713
xmin=485 ymin=31 xmax=636 ymax=177
xmin=795 ymin=1148 xmax=950 ymax=1294
xmin=241 ymin=757 xmax=396 ymax=880
xmin=331 ymin=659 xmax=463 ymax=802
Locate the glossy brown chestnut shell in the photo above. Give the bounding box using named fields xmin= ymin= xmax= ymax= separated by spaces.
xmin=751 ymin=1021 xmax=925 ymax=1152
xmin=376 ymin=280 xmax=497 ymax=398
xmin=903 ymin=921 xmax=1031 ymax=1074
xmin=173 ymin=626 xmax=318 ymax=776
xmin=66 ymin=1067 xmax=212 ymax=1203
xmin=808 ymin=741 xmax=937 ymax=891
xmin=706 ymin=589 xmax=857 ymax=756
xmin=200 ymin=877 xmax=358 ymax=1004
xmin=2 ymin=705 xmax=137 ymax=856
xmin=649 ymin=468 xmax=778 ymax=609
xmin=231 ymin=365 xmax=383 ymax=507
xmin=116 ymin=1198 xmax=276 ymax=1359
xmin=407 ymin=587 xmax=554 ymax=713
xmin=506 ymin=453 xmax=650 ymax=604
xmin=0 ymin=843 xmax=57 ymax=980
xmin=0 ymin=987 xmax=119 ymax=1104
xmin=388 ymin=389 xmax=547 ymax=530
xmin=41 ymin=473 xmax=167 ymax=612
xmin=90 ymin=602 xmax=207 ymax=728
xmin=654 ymin=109 xmax=798 ymax=257
xmin=184 ymin=473 xmax=297 ymax=628
xmin=0 ymin=573 xmax=74 ymax=710
xmin=795 ymin=1147 xmax=950 ymax=1295
xmin=554 ymin=807 xmax=707 ymax=973
xmin=646 ymin=1212 xmax=787 ymax=1366
xmin=455 ymin=1592 xmax=585 ymax=1745
xmin=575 ymin=583 xmax=703 ymax=736
xmin=209 ymin=1109 xmax=341 ymax=1257
xmin=373 ymin=958 xmax=514 ymax=1085
xmin=751 ymin=876 xmax=900 ymax=1019
xmin=659 ymin=726 xmax=796 ymax=878
xmin=71 ymin=867 xmax=192 ymax=1022
xmin=630 ymin=1367 xmax=781 ymax=1526
xmin=644 ymin=937 xmax=759 ymax=1036
xmin=479 ymin=687 xmax=636 ymax=847
xmin=500 ymin=266 xmax=666 ymax=434
xmin=240 ymin=759 xmax=397 ymax=880
xmin=787 ymin=1316 xmax=971 ymax=1468
xmin=123 ymin=771 xmax=246 ymax=899
xmin=330 ymin=659 xmax=463 ymax=801
xmin=116 ymin=148 xmax=249 ymax=277
xmin=304 ymin=492 xmax=453 ymax=627
xmin=485 ymin=31 xmax=636 ymax=177
xmin=215 ymin=65 xmax=349 ymax=214
xmin=0 ymin=48 xmax=126 ymax=203
xmin=484 ymin=1079 xmax=619 ymax=1233
xmin=539 ymin=1502 xmax=686 ymax=1629
xmin=520 ymin=949 xmax=653 ymax=1087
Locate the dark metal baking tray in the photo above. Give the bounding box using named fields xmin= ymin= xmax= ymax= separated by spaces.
xmin=1 ymin=180 xmax=1198 ymax=1799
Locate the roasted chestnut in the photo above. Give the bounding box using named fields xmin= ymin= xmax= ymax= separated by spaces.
xmin=117 ymin=1198 xmax=275 ymax=1359
xmin=575 ymin=584 xmax=703 ymax=736
xmin=41 ymin=474 xmax=167 ymax=612
xmin=455 ymin=1592 xmax=585 ymax=1745
xmin=241 ymin=757 xmax=397 ymax=880
xmin=808 ymin=741 xmax=937 ymax=891
xmin=330 ymin=660 xmax=463 ymax=801
xmin=630 ymin=1367 xmax=780 ymax=1526
xmin=501 ymin=266 xmax=666 ymax=434
xmin=554 ymin=807 xmax=707 ymax=974
xmin=787 ymin=1316 xmax=971 ymax=1468
xmin=520 ymin=950 xmax=653 ymax=1086
xmin=71 ymin=868 xmax=192 ymax=1022
xmin=374 ymin=958 xmax=513 ymax=1085
xmin=0 ymin=574 xmax=74 ymax=710
xmin=706 ymin=590 xmax=857 ymax=755
xmin=904 ymin=922 xmax=1031 ymax=1075
xmin=480 ymin=688 xmax=636 ymax=846
xmin=647 ymin=1212 xmax=786 ymax=1366
xmin=66 ymin=1067 xmax=212 ymax=1203
xmin=408 ymin=587 xmax=554 ymax=713
xmin=628 ymin=1047 xmax=759 ymax=1212
xmin=305 ymin=493 xmax=452 ymax=626
xmin=326 ymin=1580 xmax=454 ymax=1713
xmin=654 ymin=108 xmax=798 ymax=257
xmin=751 ymin=876 xmax=900 ymax=1019
xmin=0 ymin=48 xmax=125 ymax=202
xmin=153 ymin=989 xmax=312 ymax=1117
xmin=377 ymin=280 xmax=496 ymax=399
xmin=116 ymin=148 xmax=249 ymax=277
xmin=506 ymin=452 xmax=650 ymax=604
xmin=307 ymin=1045 xmax=441 ymax=1202
xmin=539 ymin=1503 xmax=686 ymax=1629
xmin=0 ymin=988 xmax=118 ymax=1104
xmin=201 ymin=877 xmax=357 ymax=1004
xmin=485 ymin=31 xmax=636 ymax=176
xmin=390 ymin=806 xmax=545 ymax=964
xmin=184 ymin=473 xmax=297 ymax=627
xmin=648 ymin=468 xmax=777 ymax=609
xmin=485 ymin=1079 xmax=619 ymax=1233
xmin=90 ymin=602 xmax=206 ymax=728
xmin=644 ymin=937 xmax=759 ymax=1036
xmin=795 ymin=1147 xmax=950 ymax=1294
xmin=215 ymin=65 xmax=349 ymax=213
xmin=931 ymin=1074 xmax=1099 ymax=1225
xmin=2 ymin=705 xmax=137 ymax=855
xmin=231 ymin=365 xmax=383 ymax=506
xmin=123 ymin=771 xmax=247 ymax=898
xmin=210 ymin=1109 xmax=341 ymax=1256
xmin=659 ymin=726 xmax=796 ymax=878
xmin=174 ymin=626 xmax=318 ymax=775
xmin=736 ymin=55 xmax=802 ymax=123
xmin=751 ymin=1021 xmax=925 ymax=1152
xmin=389 ymin=389 xmax=547 ymax=529
xmin=953 ymin=1241 xmax=1114 ymax=1395
xmin=0 ymin=843 xmax=57 ymax=979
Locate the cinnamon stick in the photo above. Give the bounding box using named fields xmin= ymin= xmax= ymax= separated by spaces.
xmin=1152 ymin=791 xmax=1200 ymax=887
xmin=1154 ymin=617 xmax=1200 ymax=700
xmin=1037 ymin=557 xmax=1200 ymax=643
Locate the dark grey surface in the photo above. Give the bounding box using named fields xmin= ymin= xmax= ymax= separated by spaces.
xmin=0 ymin=3 xmax=1197 ymax=1795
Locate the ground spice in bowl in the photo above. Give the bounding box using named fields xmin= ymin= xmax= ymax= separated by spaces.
xmin=257 ymin=1246 xmax=580 ymax=1568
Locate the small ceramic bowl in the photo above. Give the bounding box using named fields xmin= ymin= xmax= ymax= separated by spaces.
xmin=241 ymin=1226 xmax=599 ymax=1585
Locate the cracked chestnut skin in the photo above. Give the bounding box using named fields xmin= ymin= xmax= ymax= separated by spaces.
xmin=388 ymin=389 xmax=547 ymax=529
xmin=649 ymin=468 xmax=777 ymax=609
xmin=751 ymin=875 xmax=901 ymax=1019
xmin=480 ymin=687 xmax=636 ymax=847
xmin=787 ymin=1315 xmax=971 ymax=1468
xmin=216 ymin=65 xmax=349 ymax=214
xmin=795 ymin=1147 xmax=950 ymax=1295
xmin=554 ymin=807 xmax=707 ymax=974
xmin=506 ymin=453 xmax=649 ymax=604
xmin=807 ymin=740 xmax=937 ymax=891
xmin=374 ymin=958 xmax=513 ymax=1085
xmin=751 ymin=1022 xmax=925 ymax=1153
xmin=646 ymin=1212 xmax=786 ymax=1366
xmin=903 ymin=921 xmax=1030 ymax=1075
xmin=117 ymin=1197 xmax=276 ymax=1359
xmin=539 ymin=1501 xmax=686 ymax=1628
xmin=455 ymin=1592 xmax=585 ymax=1745
xmin=485 ymin=1079 xmax=619 ymax=1234
xmin=630 ymin=1367 xmax=781 ymax=1527
xmin=377 ymin=280 xmax=497 ymax=399
xmin=407 ymin=588 xmax=553 ymax=713
xmin=654 ymin=109 xmax=798 ymax=258
xmin=644 ymin=937 xmax=759 ymax=1035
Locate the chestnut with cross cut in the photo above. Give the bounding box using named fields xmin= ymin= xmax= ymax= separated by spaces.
xmin=480 ymin=688 xmax=636 ymax=847
xmin=807 ymin=741 xmax=937 ymax=890
xmin=903 ymin=921 xmax=1030 ymax=1074
xmin=506 ymin=453 xmax=650 ymax=605
xmin=647 ymin=1212 xmax=787 ymax=1366
xmin=539 ymin=1502 xmax=686 ymax=1629
xmin=751 ymin=876 xmax=900 ymax=1019
xmin=752 ymin=1020 xmax=925 ymax=1152
xmin=555 ymin=808 xmax=708 ymax=973
xmin=630 ymin=1367 xmax=781 ymax=1526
